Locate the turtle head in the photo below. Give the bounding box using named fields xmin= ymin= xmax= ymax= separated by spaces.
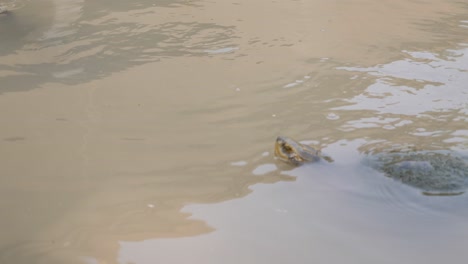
xmin=275 ymin=136 xmax=310 ymax=165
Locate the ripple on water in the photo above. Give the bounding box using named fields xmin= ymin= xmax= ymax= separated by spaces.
xmin=335 ymin=46 xmax=468 ymax=120
xmin=0 ymin=0 xmax=26 ymax=11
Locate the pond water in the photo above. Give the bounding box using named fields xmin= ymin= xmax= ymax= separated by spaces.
xmin=0 ymin=0 xmax=467 ymax=263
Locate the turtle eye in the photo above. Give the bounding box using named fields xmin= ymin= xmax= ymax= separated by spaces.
xmin=283 ymin=145 xmax=293 ymax=153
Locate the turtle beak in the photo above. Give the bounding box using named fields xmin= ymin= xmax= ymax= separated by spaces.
xmin=274 ymin=137 xmax=285 ymax=158
xmin=274 ymin=136 xmax=295 ymax=162
xmin=276 ymin=136 xmax=287 ymax=147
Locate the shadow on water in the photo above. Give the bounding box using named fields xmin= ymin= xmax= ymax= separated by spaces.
xmin=0 ymin=0 xmax=236 ymax=93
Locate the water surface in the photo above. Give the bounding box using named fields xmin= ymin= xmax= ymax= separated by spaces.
xmin=0 ymin=0 xmax=467 ymax=263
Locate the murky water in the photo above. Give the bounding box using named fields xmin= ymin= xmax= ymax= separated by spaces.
xmin=1 ymin=0 xmax=467 ymax=263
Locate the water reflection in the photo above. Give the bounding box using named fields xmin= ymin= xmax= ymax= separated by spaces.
xmin=334 ymin=45 xmax=468 ymax=151
xmin=336 ymin=48 xmax=468 ymax=115
xmin=0 ymin=0 xmax=237 ymax=93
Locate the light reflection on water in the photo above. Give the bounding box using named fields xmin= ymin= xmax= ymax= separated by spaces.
xmin=336 ymin=47 xmax=468 ymax=117
xmin=331 ymin=44 xmax=468 ymax=153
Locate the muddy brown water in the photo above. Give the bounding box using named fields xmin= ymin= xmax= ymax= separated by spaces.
xmin=1 ymin=0 xmax=468 ymax=263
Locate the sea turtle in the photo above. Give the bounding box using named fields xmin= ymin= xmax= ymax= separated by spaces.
xmin=274 ymin=136 xmax=468 ymax=195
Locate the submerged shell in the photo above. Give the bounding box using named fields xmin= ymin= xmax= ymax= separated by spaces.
xmin=371 ymin=152 xmax=468 ymax=195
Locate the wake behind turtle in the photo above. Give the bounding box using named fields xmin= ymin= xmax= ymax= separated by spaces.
xmin=274 ymin=136 xmax=468 ymax=196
